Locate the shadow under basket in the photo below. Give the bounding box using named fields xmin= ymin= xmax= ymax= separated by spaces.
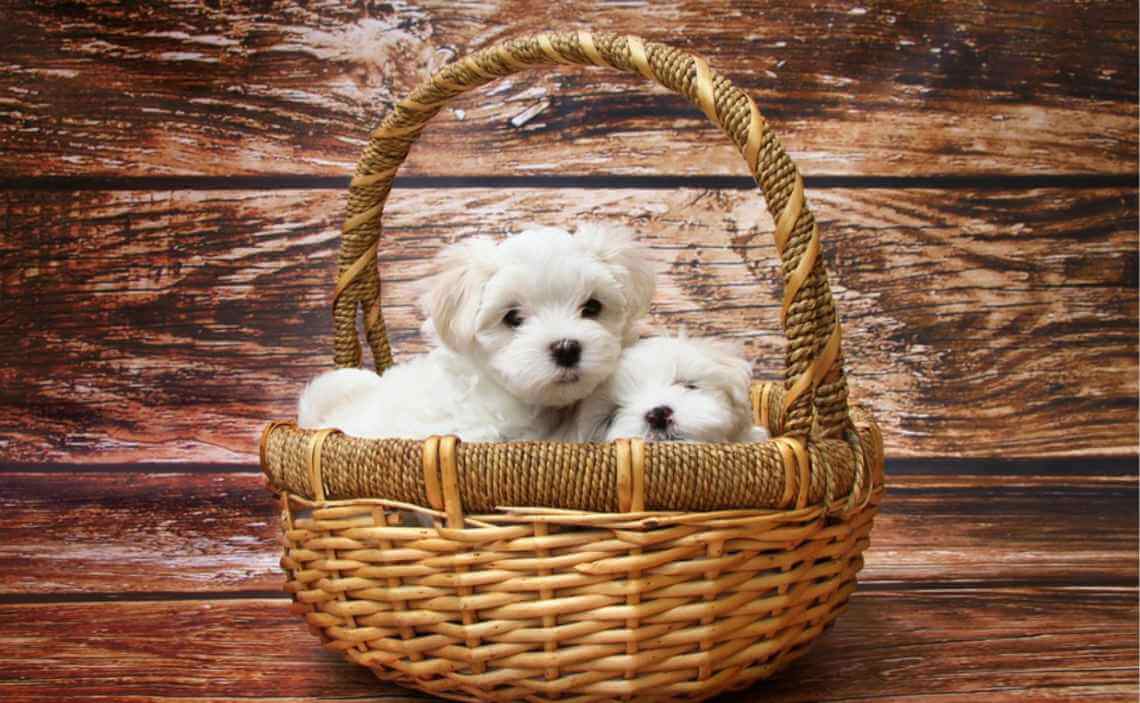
xmin=260 ymin=30 xmax=886 ymax=703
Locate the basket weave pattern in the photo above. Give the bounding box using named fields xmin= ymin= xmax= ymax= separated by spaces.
xmin=261 ymin=30 xmax=885 ymax=702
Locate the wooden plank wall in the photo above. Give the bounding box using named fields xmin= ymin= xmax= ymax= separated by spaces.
xmin=1 ymin=0 xmax=1136 ymax=462
xmin=0 ymin=1 xmax=1136 ymax=701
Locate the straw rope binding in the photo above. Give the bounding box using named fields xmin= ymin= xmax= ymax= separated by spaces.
xmin=261 ymin=30 xmax=886 ymax=702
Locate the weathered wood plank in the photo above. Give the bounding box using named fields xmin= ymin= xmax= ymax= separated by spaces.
xmin=1 ymin=0 xmax=1135 ymax=177
xmin=1 ymin=186 xmax=1134 ymax=461
xmin=0 ymin=472 xmax=1133 ymax=595
xmin=0 ymin=473 xmax=280 ymax=594
xmin=0 ymin=588 xmax=1134 ymax=701
xmin=728 ymin=588 xmax=1139 ymax=703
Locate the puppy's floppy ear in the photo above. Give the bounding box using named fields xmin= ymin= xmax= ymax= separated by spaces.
xmin=418 ymin=237 xmax=499 ymax=352
xmin=573 ymin=222 xmax=657 ymax=342
xmin=710 ymin=344 xmax=761 ymax=443
xmin=699 ymin=337 xmax=754 ymax=414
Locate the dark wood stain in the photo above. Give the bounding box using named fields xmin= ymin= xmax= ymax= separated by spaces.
xmin=0 ymin=472 xmax=1133 ymax=595
xmin=0 ymin=3 xmax=1136 ymax=701
xmin=1 ymin=187 xmax=1134 ymax=461
xmin=0 ymin=1 xmax=1135 ymax=177
xmin=0 ymin=588 xmax=1133 ymax=702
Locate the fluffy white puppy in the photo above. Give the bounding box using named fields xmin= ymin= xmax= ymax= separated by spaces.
xmin=567 ymin=334 xmax=770 ymax=443
xmin=298 ymin=223 xmax=655 ymax=441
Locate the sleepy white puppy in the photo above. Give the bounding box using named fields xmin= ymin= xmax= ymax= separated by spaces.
xmin=298 ymin=223 xmax=655 ymax=441
xmin=567 ymin=334 xmax=770 ymax=443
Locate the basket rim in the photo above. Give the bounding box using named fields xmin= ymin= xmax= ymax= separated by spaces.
xmin=277 ymin=486 xmax=886 ymax=524
xmin=261 ymin=382 xmax=885 ymax=517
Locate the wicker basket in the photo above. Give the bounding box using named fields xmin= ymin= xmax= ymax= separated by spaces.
xmin=260 ymin=30 xmax=885 ymax=702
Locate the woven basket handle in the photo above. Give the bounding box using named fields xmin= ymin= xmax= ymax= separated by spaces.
xmin=332 ymin=31 xmax=851 ymax=441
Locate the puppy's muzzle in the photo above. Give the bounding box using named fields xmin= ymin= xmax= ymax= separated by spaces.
xmin=549 ymin=339 xmax=582 ymax=368
xmin=645 ymin=405 xmax=673 ymax=431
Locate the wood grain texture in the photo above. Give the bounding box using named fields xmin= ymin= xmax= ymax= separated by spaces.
xmin=1 ymin=0 xmax=1136 ymax=177
xmin=1 ymin=186 xmax=1135 ymax=461
xmin=0 ymin=588 xmax=1134 ymax=701
xmin=0 ymin=473 xmax=280 ymax=594
xmin=1 ymin=472 xmax=1133 ymax=595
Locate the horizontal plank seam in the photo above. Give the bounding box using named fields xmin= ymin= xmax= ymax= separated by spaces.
xmin=797 ymin=681 xmax=1140 ymax=703
xmin=0 ymin=590 xmax=287 ymax=604
xmin=0 ymin=462 xmax=264 ymax=474
xmin=4 ymin=458 xmax=1136 ymax=476
xmin=0 ymin=173 xmax=1135 ymax=192
xmin=1 ymin=580 xmax=1136 ymax=606
xmin=858 ymin=578 xmax=1140 ymax=593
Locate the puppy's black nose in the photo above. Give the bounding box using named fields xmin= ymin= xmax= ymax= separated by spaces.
xmin=645 ymin=405 xmax=673 ymax=430
xmin=550 ymin=339 xmax=582 ymax=368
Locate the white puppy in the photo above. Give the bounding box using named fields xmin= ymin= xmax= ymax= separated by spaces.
xmin=567 ymin=334 xmax=770 ymax=443
xmin=298 ymin=223 xmax=655 ymax=441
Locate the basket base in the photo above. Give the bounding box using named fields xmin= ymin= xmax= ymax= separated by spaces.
xmin=281 ymin=496 xmax=878 ymax=703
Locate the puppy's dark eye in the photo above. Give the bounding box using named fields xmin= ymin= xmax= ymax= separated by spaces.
xmin=680 ymin=381 xmax=699 ymax=391
xmin=503 ymin=309 xmax=523 ymax=328
xmin=581 ymin=298 xmax=603 ymax=319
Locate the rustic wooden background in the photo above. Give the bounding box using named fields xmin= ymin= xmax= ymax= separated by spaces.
xmin=1 ymin=1 xmax=1136 ymax=701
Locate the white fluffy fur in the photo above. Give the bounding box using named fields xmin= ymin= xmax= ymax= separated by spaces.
xmin=297 ymin=223 xmax=655 ymax=441
xmin=567 ymin=334 xmax=770 ymax=443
